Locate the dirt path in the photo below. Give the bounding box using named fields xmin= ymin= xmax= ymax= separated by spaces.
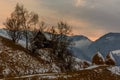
xmin=0 ymin=73 xmax=65 ymax=80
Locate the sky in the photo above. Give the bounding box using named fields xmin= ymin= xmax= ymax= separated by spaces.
xmin=0 ymin=0 xmax=120 ymax=41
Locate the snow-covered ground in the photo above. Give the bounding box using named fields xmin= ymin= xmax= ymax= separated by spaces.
xmin=107 ymin=66 xmax=120 ymax=75
xmin=112 ymin=50 xmax=120 ymax=55
xmin=0 ymin=36 xmax=64 ymax=78
xmin=0 ymin=29 xmax=90 ymax=75
xmin=0 ymin=73 xmax=65 ymax=80
xmin=85 ymin=65 xmax=99 ymax=70
xmin=38 ymin=50 xmax=88 ymax=71
xmin=111 ymin=50 xmax=120 ymax=65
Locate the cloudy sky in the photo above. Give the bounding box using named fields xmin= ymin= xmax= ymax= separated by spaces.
xmin=0 ymin=0 xmax=120 ymax=40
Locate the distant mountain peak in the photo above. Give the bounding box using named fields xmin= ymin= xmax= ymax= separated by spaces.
xmin=69 ymin=35 xmax=92 ymax=42
xmin=98 ymin=32 xmax=120 ymax=40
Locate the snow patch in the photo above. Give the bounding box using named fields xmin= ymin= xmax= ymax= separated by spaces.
xmin=112 ymin=50 xmax=120 ymax=55
xmin=2 ymin=68 xmax=11 ymax=76
xmin=107 ymin=66 xmax=120 ymax=75
xmin=85 ymin=65 xmax=99 ymax=70
xmin=97 ymin=52 xmax=104 ymax=60
xmin=109 ymin=52 xmax=115 ymax=62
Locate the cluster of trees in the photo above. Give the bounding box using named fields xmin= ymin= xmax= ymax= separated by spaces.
xmin=4 ymin=3 xmax=39 ymax=49
xmin=4 ymin=3 xmax=74 ymax=71
xmin=92 ymin=52 xmax=116 ymax=66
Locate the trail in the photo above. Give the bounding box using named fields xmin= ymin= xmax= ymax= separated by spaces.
xmin=0 ymin=73 xmax=65 ymax=80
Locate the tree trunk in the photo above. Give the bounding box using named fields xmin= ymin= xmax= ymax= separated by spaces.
xmin=25 ymin=30 xmax=28 ymax=49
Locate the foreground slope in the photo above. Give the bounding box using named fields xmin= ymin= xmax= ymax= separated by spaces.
xmin=0 ymin=35 xmax=87 ymax=79
xmin=63 ymin=66 xmax=120 ymax=80
xmin=3 ymin=66 xmax=120 ymax=80
xmin=0 ymin=29 xmax=93 ymax=60
xmin=69 ymin=35 xmax=92 ymax=60
xmin=0 ymin=36 xmax=54 ymax=78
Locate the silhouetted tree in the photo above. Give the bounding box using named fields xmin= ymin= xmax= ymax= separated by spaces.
xmin=55 ymin=21 xmax=72 ymax=60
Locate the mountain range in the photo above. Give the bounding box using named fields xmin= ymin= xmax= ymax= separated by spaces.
xmin=70 ymin=32 xmax=120 ymax=65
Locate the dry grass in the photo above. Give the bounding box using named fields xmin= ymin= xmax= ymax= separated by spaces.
xmin=0 ymin=36 xmax=46 ymax=63
xmin=0 ymin=36 xmax=28 ymax=52
xmin=60 ymin=66 xmax=120 ymax=80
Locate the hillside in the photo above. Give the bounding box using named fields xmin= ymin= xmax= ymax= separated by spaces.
xmin=69 ymin=35 xmax=92 ymax=60
xmin=1 ymin=29 xmax=120 ymax=64
xmin=89 ymin=33 xmax=120 ymax=53
xmin=67 ymin=32 xmax=120 ymax=64
xmin=2 ymin=65 xmax=120 ymax=80
xmin=0 ymin=36 xmax=61 ymax=78
xmin=60 ymin=66 xmax=120 ymax=80
xmin=0 ymin=29 xmax=93 ymax=60
xmin=0 ymin=30 xmax=120 ymax=80
xmin=0 ymin=35 xmax=88 ymax=79
xmin=70 ymin=33 xmax=120 ymax=63
xmin=87 ymin=33 xmax=120 ymax=64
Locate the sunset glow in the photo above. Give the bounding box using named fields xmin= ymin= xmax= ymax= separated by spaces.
xmin=0 ymin=0 xmax=120 ymax=41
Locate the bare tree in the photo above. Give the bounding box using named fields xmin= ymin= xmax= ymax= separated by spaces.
xmin=4 ymin=3 xmax=39 ymax=47
xmin=38 ymin=21 xmax=47 ymax=32
xmin=22 ymin=11 xmax=39 ymax=49
xmin=29 ymin=21 xmax=74 ymax=71
xmin=49 ymin=21 xmax=74 ymax=71
xmin=31 ymin=21 xmax=47 ymax=40
xmin=55 ymin=21 xmax=72 ymax=59
xmin=4 ymin=3 xmax=24 ymax=43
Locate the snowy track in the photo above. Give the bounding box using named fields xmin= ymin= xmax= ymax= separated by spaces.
xmin=0 ymin=73 xmax=65 ymax=80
